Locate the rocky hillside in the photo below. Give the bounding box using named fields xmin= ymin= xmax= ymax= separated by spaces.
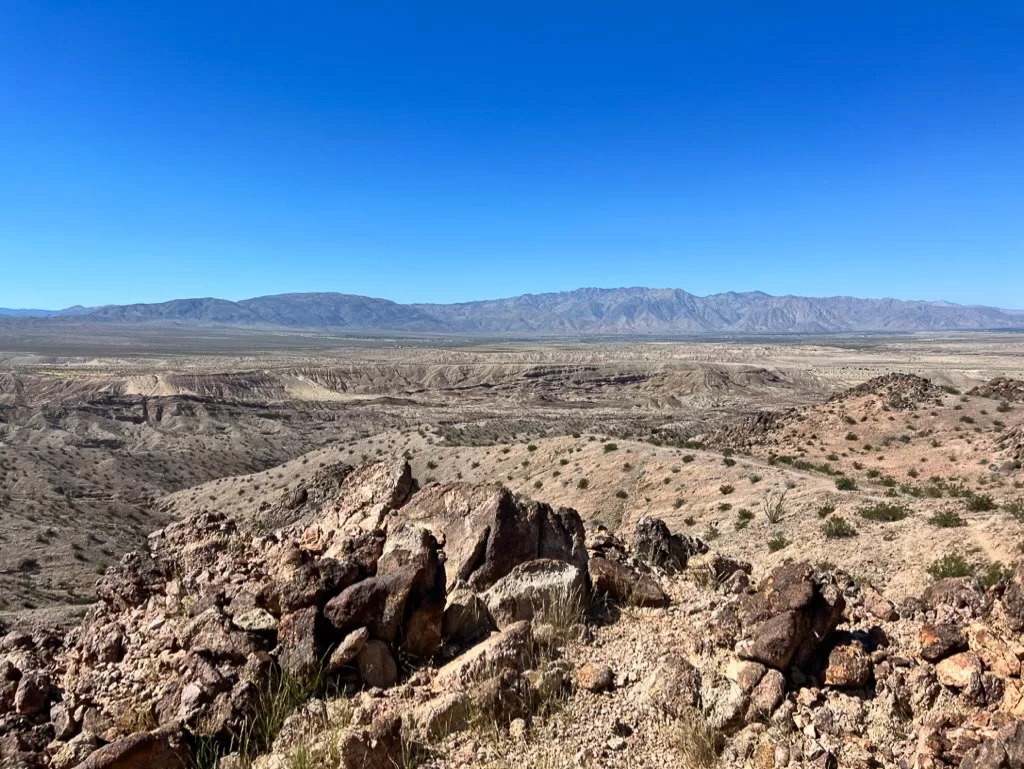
xmin=6 ymin=459 xmax=1024 ymax=769
xmin=5 ymin=288 xmax=1021 ymax=334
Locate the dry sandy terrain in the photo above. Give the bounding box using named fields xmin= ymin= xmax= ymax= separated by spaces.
xmin=2 ymin=327 xmax=1023 ymax=627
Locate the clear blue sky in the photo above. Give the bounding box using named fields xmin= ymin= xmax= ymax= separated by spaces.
xmin=2 ymin=2 xmax=1022 ymax=309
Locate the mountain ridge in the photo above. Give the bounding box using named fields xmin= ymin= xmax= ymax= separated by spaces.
xmin=1 ymin=287 xmax=1021 ymax=334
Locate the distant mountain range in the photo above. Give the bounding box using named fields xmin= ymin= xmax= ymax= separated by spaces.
xmin=2 ymin=288 xmax=1021 ymax=335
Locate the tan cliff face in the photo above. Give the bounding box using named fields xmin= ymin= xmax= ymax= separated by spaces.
xmin=3 ymin=457 xmax=1024 ymax=769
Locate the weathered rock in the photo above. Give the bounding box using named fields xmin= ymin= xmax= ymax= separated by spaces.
xmin=748 ymin=668 xmax=785 ymax=718
xmin=935 ymin=651 xmax=983 ymax=689
xmin=14 ymin=672 xmax=48 ymax=716
xmin=640 ymin=654 xmax=701 ymax=717
xmin=577 ymin=662 xmax=614 ymax=693
xmin=919 ymin=623 xmax=967 ymax=662
xmin=327 ymin=628 xmax=369 ymax=672
xmin=73 ymin=727 xmax=186 ymax=769
xmin=482 ymin=559 xmax=588 ymax=628
xmin=435 ymin=621 xmax=534 ymax=688
xmin=95 ymin=552 xmax=165 ymax=612
xmin=398 ymin=484 xmax=587 ymax=591
xmin=861 ymin=585 xmax=898 ymax=621
xmin=922 ymin=577 xmax=984 ymax=615
xmin=823 ymin=642 xmax=872 ymax=689
xmin=320 ymin=459 xmax=414 ymax=530
xmin=277 ymin=607 xmax=321 ymax=679
xmin=334 ymin=714 xmax=404 ymax=769
xmin=232 ymin=609 xmax=277 ymax=633
xmin=373 ymin=525 xmax=445 ymax=658
xmin=632 ymin=517 xmax=706 ymax=573
xmin=968 ymin=624 xmax=1021 ymax=678
xmin=356 ymin=640 xmax=398 ymax=689
xmin=724 ymin=658 xmax=766 ymax=694
xmin=736 ymin=563 xmax=845 ymax=671
xmin=588 ymin=557 xmax=668 ymax=607
xmin=323 ymin=578 xmax=389 ymax=635
xmin=50 ymin=732 xmax=100 ymax=769
xmin=441 ymin=587 xmax=495 ymax=645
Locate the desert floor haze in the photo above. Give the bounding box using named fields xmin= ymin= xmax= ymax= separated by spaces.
xmin=2 ymin=326 xmax=1024 ymax=767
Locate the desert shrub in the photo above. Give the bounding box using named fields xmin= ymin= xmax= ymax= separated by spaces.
xmin=1004 ymin=499 xmax=1024 ymax=520
xmin=845 ymin=432 xmax=858 ymax=441
xmin=748 ymin=474 xmax=762 ymax=484
xmin=965 ymin=493 xmax=997 ymax=512
xmin=603 ymin=443 xmax=618 ymax=453
xmin=859 ymin=502 xmax=909 ymax=522
xmin=929 ymin=510 xmax=967 ymax=528
xmin=682 ymin=454 xmax=695 ymax=463
xmin=926 ymin=552 xmax=973 ymax=580
xmin=816 ymin=503 xmax=836 ymax=518
xmin=683 ymin=516 xmax=696 ymax=526
xmin=673 ymin=498 xmax=684 ymax=509
xmin=866 ymin=468 xmax=880 ymax=479
xmin=527 ymin=444 xmax=537 ymax=452
xmin=426 ymin=460 xmax=438 ymax=470
xmin=821 ymin=516 xmax=857 ymax=539
xmin=737 ymin=508 xmax=754 ymax=522
xmin=983 ymin=561 xmax=1012 ymax=588
xmin=767 ymin=534 xmax=789 ymax=552
xmin=615 ymin=489 xmax=628 ymax=499
xmin=762 ymin=491 xmax=787 ymax=523
xmin=719 ymin=484 xmax=735 ymax=495
xmin=997 ymin=401 xmax=1012 ymax=412
xmin=835 ymin=477 xmax=857 ymax=491
xmin=534 ymin=480 xmax=543 ymax=489
xmin=702 ymin=524 xmax=721 ymax=541
xmin=577 ymin=478 xmax=590 ymax=490
xmin=722 ymin=457 xmax=736 ymax=467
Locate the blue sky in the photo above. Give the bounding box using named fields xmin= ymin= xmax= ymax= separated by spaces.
xmin=2 ymin=2 xmax=1022 ymax=309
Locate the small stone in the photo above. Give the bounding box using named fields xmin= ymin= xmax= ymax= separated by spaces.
xmin=578 ymin=662 xmax=615 ymax=693
xmin=935 ymin=651 xmax=983 ymax=689
xmin=607 ymin=737 xmax=626 ymax=751
xmin=328 ymin=627 xmax=370 ymax=671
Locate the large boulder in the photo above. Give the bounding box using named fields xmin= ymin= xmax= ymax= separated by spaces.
xmin=482 ymin=558 xmax=588 ymax=628
xmin=588 ymin=557 xmax=668 ymax=607
xmin=736 ymin=562 xmax=845 ymax=671
xmin=632 ymin=517 xmax=706 ymax=573
xmin=319 ymin=459 xmax=415 ymax=530
xmin=73 ymin=727 xmax=187 ymax=769
xmin=397 ymin=484 xmax=587 ymax=592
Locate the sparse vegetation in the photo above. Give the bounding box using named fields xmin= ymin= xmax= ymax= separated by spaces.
xmin=821 ymin=516 xmax=857 ymax=539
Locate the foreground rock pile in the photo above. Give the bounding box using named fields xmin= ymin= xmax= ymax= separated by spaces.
xmin=969 ymin=378 xmax=1024 ymax=404
xmin=5 ymin=458 xmax=1024 ymax=768
xmin=826 ymin=373 xmax=946 ymax=411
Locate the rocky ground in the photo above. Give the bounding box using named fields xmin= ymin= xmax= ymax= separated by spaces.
xmin=4 ymin=456 xmax=1024 ymax=769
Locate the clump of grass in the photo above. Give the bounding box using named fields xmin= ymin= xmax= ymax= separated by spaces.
xmin=719 ymin=484 xmax=735 ymax=496
xmin=858 ymin=502 xmax=909 ymax=522
xmin=929 ymin=510 xmax=967 ymax=528
xmin=822 ymin=516 xmax=857 ymax=539
xmin=816 ymin=503 xmax=836 ymax=518
xmin=835 ymin=477 xmax=857 ymax=491
xmin=667 ymin=706 xmax=723 ymax=769
xmin=1004 ymin=499 xmax=1024 ymax=520
xmin=702 ymin=524 xmax=721 ymax=542
xmin=767 ymin=534 xmax=789 ymax=552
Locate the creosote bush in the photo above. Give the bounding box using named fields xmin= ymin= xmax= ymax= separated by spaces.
xmin=821 ymin=516 xmax=857 ymax=539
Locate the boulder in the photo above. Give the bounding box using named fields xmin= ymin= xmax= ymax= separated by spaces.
xmin=919 ymin=623 xmax=967 ymax=662
xmin=736 ymin=562 xmax=845 ymax=671
xmin=441 ymin=587 xmax=495 ymax=645
xmin=482 ymin=559 xmax=588 ymax=628
xmin=632 ymin=517 xmax=706 ymax=573
xmin=356 ymin=640 xmax=398 ymax=689
xmin=73 ymin=727 xmax=186 ymax=769
xmin=823 ymin=642 xmax=872 ymax=688
xmin=435 ymin=621 xmax=534 ymax=688
xmin=935 ymin=652 xmax=984 ymax=689
xmin=577 ymin=662 xmax=614 ymax=693
xmin=588 ymin=557 xmax=668 ymax=607
xmin=639 ymin=654 xmax=701 ymax=717
xmin=327 ymin=628 xmax=370 ymax=672
xmin=397 ymin=484 xmax=587 ymax=591
xmin=748 ymin=668 xmax=785 ymax=718
xmin=277 ymin=607 xmax=321 ymax=680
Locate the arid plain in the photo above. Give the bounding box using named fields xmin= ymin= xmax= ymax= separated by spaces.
xmin=3 ymin=326 xmax=1023 ymax=627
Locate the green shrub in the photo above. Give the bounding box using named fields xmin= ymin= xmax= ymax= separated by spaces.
xmin=821 ymin=516 xmax=857 ymax=539
xmin=767 ymin=534 xmax=789 ymax=552
xmin=965 ymin=493 xmax=997 ymax=512
xmin=748 ymin=474 xmax=762 ymax=484
xmin=859 ymin=502 xmax=909 ymax=522
xmin=615 ymin=489 xmax=628 ymax=499
xmin=719 ymin=484 xmax=735 ymax=495
xmin=816 ymin=503 xmax=835 ymax=518
xmin=845 ymin=432 xmax=858 ymax=441
xmin=926 ymin=552 xmax=973 ymax=580
xmin=929 ymin=510 xmax=967 ymax=528
xmin=527 ymin=443 xmax=537 ymax=452
xmin=703 ymin=524 xmax=721 ymax=541
xmin=682 ymin=454 xmax=695 ymax=463
xmin=603 ymin=443 xmax=618 ymax=453
xmin=577 ymin=478 xmax=590 ymax=490
xmin=835 ymin=477 xmax=857 ymax=491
